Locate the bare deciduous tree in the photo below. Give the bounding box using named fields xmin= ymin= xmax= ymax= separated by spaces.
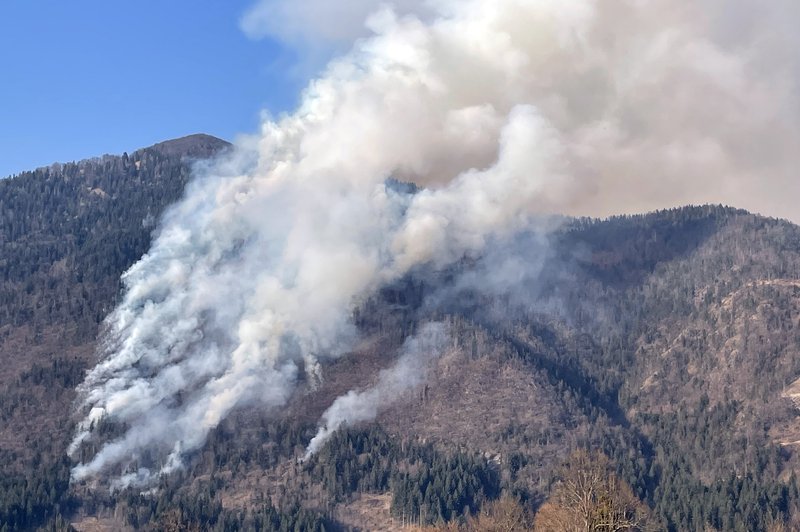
xmin=534 ymin=450 xmax=649 ymax=532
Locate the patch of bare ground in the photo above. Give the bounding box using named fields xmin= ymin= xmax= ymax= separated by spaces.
xmin=215 ymin=460 xmax=315 ymax=510
xmin=71 ymin=516 xmax=133 ymax=532
xmin=334 ymin=493 xmax=405 ymax=532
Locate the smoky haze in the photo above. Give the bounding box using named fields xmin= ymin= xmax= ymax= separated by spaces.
xmin=70 ymin=0 xmax=800 ymax=486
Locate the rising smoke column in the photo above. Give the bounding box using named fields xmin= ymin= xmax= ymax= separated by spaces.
xmin=70 ymin=0 xmax=800 ymax=486
xmin=304 ymin=322 xmax=449 ymax=458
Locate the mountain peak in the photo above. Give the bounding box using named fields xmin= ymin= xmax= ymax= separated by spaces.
xmin=146 ymin=133 xmax=231 ymax=159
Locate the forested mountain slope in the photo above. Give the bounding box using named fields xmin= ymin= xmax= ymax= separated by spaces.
xmin=2 ymin=139 xmax=800 ymax=531
xmin=0 ymin=135 xmax=230 ymax=530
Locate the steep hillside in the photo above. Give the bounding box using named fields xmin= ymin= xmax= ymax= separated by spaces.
xmin=83 ymin=207 xmax=800 ymax=532
xmin=0 ymin=135 xmax=230 ymax=530
xmin=3 ymin=143 xmax=800 ymax=531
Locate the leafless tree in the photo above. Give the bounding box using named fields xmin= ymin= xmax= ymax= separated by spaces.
xmin=534 ymin=449 xmax=649 ymax=532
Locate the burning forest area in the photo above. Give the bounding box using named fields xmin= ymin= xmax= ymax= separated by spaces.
xmin=2 ymin=0 xmax=800 ymax=531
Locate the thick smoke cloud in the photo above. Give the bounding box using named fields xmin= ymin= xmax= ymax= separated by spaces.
xmin=71 ymin=0 xmax=800 ymax=486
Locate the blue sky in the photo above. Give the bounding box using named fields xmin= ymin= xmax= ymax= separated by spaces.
xmin=0 ymin=1 xmax=307 ymax=177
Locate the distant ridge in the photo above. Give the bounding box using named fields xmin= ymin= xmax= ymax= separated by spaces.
xmin=1 ymin=134 xmax=231 ymax=180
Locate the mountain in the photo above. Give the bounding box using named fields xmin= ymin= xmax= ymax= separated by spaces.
xmin=2 ymin=138 xmax=800 ymax=531
xmin=148 ymin=134 xmax=232 ymax=159
xmin=0 ymin=134 xmax=230 ymax=529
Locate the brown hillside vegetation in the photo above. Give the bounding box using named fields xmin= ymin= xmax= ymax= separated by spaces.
xmin=3 ymin=141 xmax=800 ymax=530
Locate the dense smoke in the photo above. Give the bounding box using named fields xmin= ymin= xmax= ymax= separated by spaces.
xmin=70 ymin=0 xmax=800 ymax=486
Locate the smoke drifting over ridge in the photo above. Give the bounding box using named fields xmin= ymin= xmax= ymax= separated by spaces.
xmin=70 ymin=0 xmax=800 ymax=485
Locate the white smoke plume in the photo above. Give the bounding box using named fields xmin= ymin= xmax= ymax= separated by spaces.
xmin=304 ymin=322 xmax=448 ymax=458
xmin=70 ymin=0 xmax=800 ymax=486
